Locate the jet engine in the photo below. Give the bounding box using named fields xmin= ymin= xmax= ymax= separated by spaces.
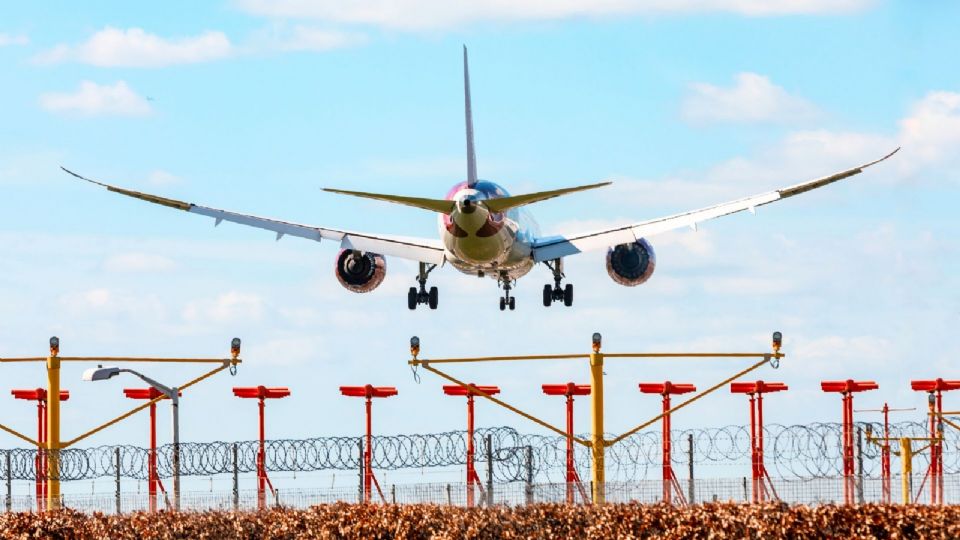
xmin=335 ymin=249 xmax=386 ymax=293
xmin=606 ymin=239 xmax=656 ymax=286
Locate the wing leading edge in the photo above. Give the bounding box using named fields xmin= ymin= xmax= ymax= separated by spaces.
xmin=532 ymin=148 xmax=900 ymax=262
xmin=61 ymin=167 xmax=446 ymax=265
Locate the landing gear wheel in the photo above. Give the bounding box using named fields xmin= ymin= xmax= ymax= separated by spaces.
xmin=409 ymin=262 xmax=438 ymax=311
xmin=509 ymin=297 xmax=516 ymax=311
xmin=428 ymin=287 xmax=439 ymax=310
xmin=544 ymin=258 xmax=573 ymax=308
xmin=542 ymin=284 xmax=552 ymax=307
xmin=408 ymin=287 xmax=418 ymax=310
xmin=563 ymin=284 xmax=574 ymax=307
xmin=499 ymin=297 xmax=506 ymax=311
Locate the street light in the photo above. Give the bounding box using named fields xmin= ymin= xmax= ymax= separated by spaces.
xmin=81 ymin=365 xmax=183 ymax=510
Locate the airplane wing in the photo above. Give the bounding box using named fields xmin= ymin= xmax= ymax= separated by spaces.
xmin=532 ymin=148 xmax=900 ymax=262
xmin=61 ymin=168 xmax=446 ymax=265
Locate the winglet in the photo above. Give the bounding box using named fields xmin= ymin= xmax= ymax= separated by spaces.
xmin=463 ymin=45 xmax=478 ymax=188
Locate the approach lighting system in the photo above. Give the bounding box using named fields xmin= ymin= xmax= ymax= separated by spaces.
xmin=592 ymin=332 xmax=602 ymax=352
xmin=772 ymin=331 xmax=782 ymax=352
xmin=410 ymin=336 xmax=420 ymax=358
xmin=231 ymin=337 xmax=242 ymax=359
xmin=81 ymin=366 xmax=121 ymax=382
xmin=49 ymin=336 xmax=59 ymax=355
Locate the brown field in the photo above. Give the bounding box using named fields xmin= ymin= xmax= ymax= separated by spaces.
xmin=0 ymin=502 xmax=957 ymax=539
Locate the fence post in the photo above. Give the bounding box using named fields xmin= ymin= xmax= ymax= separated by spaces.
xmin=446 ymin=484 xmax=452 ymax=505
xmin=687 ymin=433 xmax=694 ymax=504
xmin=856 ymin=427 xmax=864 ymax=504
xmin=485 ymin=434 xmax=493 ymax=507
xmin=525 ymin=446 xmax=533 ymax=505
xmin=742 ymin=477 xmax=748 ymax=502
xmin=114 ymin=447 xmax=121 ymax=514
xmin=6 ymin=451 xmax=11 ymax=512
xmin=391 ymin=484 xmax=396 ymax=504
xmin=358 ymin=440 xmax=364 ymax=503
xmin=232 ymin=443 xmax=239 ymax=511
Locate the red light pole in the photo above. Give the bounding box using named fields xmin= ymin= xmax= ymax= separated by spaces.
xmin=909 ymin=378 xmax=960 ymax=505
xmin=821 ymin=379 xmax=878 ymax=504
xmin=233 ymin=386 xmax=291 ymax=510
xmin=542 ymin=382 xmax=590 ymax=504
xmin=11 ymin=388 xmax=69 ymax=512
xmin=443 ymin=383 xmax=500 ymax=507
xmin=124 ymin=387 xmax=183 ymax=512
xmin=640 ymin=381 xmax=696 ymax=505
xmin=340 ymin=385 xmax=397 ymax=503
xmin=730 ymin=380 xmax=787 ymax=503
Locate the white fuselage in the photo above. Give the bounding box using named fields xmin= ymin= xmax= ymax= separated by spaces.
xmin=439 ymin=180 xmax=539 ymax=280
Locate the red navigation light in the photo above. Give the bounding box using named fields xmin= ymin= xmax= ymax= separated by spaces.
xmin=232 ymin=386 xmax=291 ymax=400
xmin=910 ymin=379 xmax=960 ymax=392
xmin=639 ymin=382 xmax=696 ymax=395
xmin=11 ymin=389 xmax=70 ymax=401
xmin=542 ymin=383 xmax=591 ymax=396
xmin=821 ymin=380 xmax=879 ymax=393
xmin=340 ymin=385 xmax=398 ymax=399
xmin=442 ymin=384 xmax=500 ymax=397
xmin=730 ymin=381 xmax=788 ymax=394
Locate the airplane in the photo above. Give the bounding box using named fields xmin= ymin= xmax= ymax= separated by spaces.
xmin=62 ymin=47 xmax=899 ymax=312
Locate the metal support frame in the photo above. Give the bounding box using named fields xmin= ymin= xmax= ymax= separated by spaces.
xmin=0 ymin=337 xmax=242 ymax=511
xmin=640 ymin=382 xmax=695 ymax=505
xmin=443 ymin=384 xmax=499 ymax=507
xmin=11 ymin=388 xmax=69 ymax=512
xmin=857 ymin=403 xmax=914 ymax=504
xmin=542 ymin=383 xmax=590 ymax=504
xmin=407 ymin=332 xmax=784 ymax=505
xmin=730 ymin=381 xmax=786 ymax=503
xmin=910 ymin=378 xmax=959 ymax=505
xmin=233 ymin=386 xmax=291 ymax=510
xmin=821 ymin=379 xmax=878 ymax=505
xmin=340 ymin=385 xmax=397 ymax=503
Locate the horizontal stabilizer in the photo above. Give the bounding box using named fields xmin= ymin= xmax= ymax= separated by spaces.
xmin=484 ymin=182 xmax=611 ymax=213
xmin=323 ymin=188 xmax=456 ymax=214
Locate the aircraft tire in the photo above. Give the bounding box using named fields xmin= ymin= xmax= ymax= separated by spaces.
xmin=499 ymin=297 xmax=506 ymax=311
xmin=564 ymin=284 xmax=574 ymax=307
xmin=408 ymin=287 xmax=418 ymax=310
xmin=509 ymin=297 xmax=516 ymax=310
xmin=428 ymin=287 xmax=439 ymax=310
xmin=543 ymin=285 xmax=552 ymax=307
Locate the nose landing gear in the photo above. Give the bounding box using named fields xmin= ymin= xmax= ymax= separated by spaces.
xmin=408 ymin=262 xmax=438 ymax=310
xmin=497 ymin=272 xmax=516 ymax=311
xmin=542 ymin=258 xmax=573 ymax=307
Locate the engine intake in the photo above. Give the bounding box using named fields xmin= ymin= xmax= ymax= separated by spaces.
xmin=335 ymin=249 xmax=386 ymax=293
xmin=606 ymin=239 xmax=656 ymax=286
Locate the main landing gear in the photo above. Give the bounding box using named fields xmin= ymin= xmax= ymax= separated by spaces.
xmin=543 ymin=258 xmax=573 ymax=307
xmin=497 ymin=272 xmax=516 ymax=311
xmin=408 ymin=262 xmax=438 ymax=310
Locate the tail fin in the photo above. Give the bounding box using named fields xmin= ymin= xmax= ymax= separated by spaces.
xmin=323 ymin=181 xmax=611 ymax=215
xmin=464 ymin=45 xmax=478 ymax=187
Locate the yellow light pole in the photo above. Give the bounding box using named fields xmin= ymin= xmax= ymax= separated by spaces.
xmin=47 ymin=336 xmax=62 ymax=510
xmin=865 ymin=426 xmax=940 ymax=505
xmin=589 ymin=333 xmax=604 ymax=504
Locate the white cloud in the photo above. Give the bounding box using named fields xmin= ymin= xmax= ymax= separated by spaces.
xmin=182 ymin=291 xmax=265 ymax=324
xmin=103 ymin=253 xmax=177 ymax=273
xmin=39 ymin=81 xmax=153 ymax=117
xmin=0 ymin=33 xmax=29 ymax=46
xmin=898 ymin=91 xmax=960 ymax=174
xmin=235 ymin=0 xmax=873 ymax=30
xmin=36 ymin=27 xmax=232 ymax=67
xmin=250 ymin=25 xmax=367 ymax=52
xmin=682 ymin=72 xmax=819 ymax=124
xmin=146 ymin=170 xmax=183 ymax=186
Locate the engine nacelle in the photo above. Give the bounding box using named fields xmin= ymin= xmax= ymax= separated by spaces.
xmin=335 ymin=249 xmax=386 ymax=293
xmin=606 ymin=239 xmax=656 ymax=287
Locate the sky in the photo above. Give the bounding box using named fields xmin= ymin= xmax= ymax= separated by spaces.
xmin=0 ymin=0 xmax=958 ymax=492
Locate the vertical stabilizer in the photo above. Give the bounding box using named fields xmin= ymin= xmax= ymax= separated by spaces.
xmin=463 ymin=46 xmax=478 ymax=187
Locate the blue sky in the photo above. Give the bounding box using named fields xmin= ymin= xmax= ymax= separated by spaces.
xmin=0 ymin=1 xmax=958 ymax=491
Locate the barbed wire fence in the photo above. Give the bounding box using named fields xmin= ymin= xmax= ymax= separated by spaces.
xmin=1 ymin=420 xmax=957 ymax=484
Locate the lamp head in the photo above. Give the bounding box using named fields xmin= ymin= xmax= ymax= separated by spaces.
xmin=230 ymin=337 xmax=241 ymax=359
xmin=772 ymin=331 xmax=782 ymax=353
xmin=410 ymin=336 xmax=420 ymax=358
xmin=928 ymin=392 xmax=936 ymax=407
xmin=49 ymin=336 xmax=60 ymax=356
xmin=82 ymin=366 xmax=121 ymax=382
xmin=591 ymin=332 xmax=602 ymax=353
